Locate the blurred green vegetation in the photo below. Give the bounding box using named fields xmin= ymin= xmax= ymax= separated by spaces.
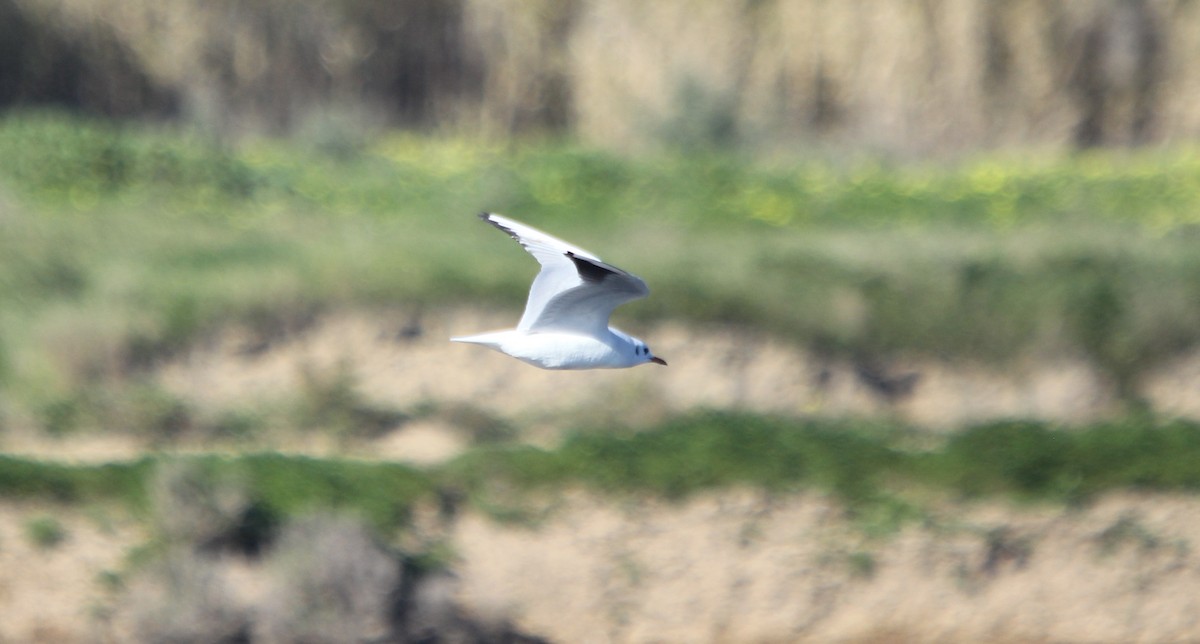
xmin=453 ymin=412 xmax=1200 ymax=507
xmin=24 ymin=514 xmax=67 ymax=549
xmin=0 ymin=452 xmax=430 ymax=533
xmin=9 ymin=110 xmax=1200 ymax=227
xmin=0 ymin=454 xmax=152 ymax=503
xmin=1 ymin=110 xmax=1199 ymax=417
xmin=4 ymin=413 xmax=1200 ymax=536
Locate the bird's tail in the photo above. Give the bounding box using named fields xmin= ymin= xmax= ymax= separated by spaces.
xmin=449 ymin=331 xmax=507 ymax=349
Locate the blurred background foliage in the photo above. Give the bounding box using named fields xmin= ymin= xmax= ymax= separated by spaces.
xmin=1 ymin=0 xmax=1198 ymax=152
xmin=1 ymin=110 xmax=1198 ymax=421
xmin=0 ymin=0 xmax=1198 ymax=478
xmin=3 ymin=2 xmax=1200 ymax=638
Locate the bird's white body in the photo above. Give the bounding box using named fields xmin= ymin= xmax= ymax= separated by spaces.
xmin=453 ymin=327 xmax=646 ymax=370
xmin=451 ymin=213 xmax=666 ymax=370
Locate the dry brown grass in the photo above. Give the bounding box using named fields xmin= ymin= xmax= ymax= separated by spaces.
xmin=451 ymin=489 xmax=1200 ymax=643
xmin=255 ymin=515 xmax=401 ymax=643
xmin=11 ymin=0 xmax=1200 ymax=152
xmin=9 ymin=488 xmax=1200 ymax=643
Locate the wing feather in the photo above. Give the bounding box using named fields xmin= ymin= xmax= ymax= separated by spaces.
xmin=480 ymin=212 xmax=649 ymax=334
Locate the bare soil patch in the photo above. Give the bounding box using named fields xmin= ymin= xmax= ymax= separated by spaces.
xmin=154 ymin=307 xmax=1166 ymax=437
xmin=8 ymin=306 xmax=1194 ymax=463
xmin=452 ymin=490 xmax=1200 ymax=643
xmin=0 ymin=503 xmax=143 ymax=643
xmin=6 ymin=491 xmax=1200 ymax=643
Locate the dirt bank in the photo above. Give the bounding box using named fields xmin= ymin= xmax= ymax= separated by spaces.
xmin=5 ymin=305 xmax=1183 ymax=462
xmin=452 ymin=490 xmax=1200 ymax=643
xmin=156 ymin=308 xmax=1194 ymax=436
xmin=0 ymin=503 xmax=143 ymax=643
xmin=4 ymin=490 xmax=1200 ymax=643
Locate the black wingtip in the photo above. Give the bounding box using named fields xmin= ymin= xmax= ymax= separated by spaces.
xmin=479 ymin=212 xmax=522 ymax=243
xmin=567 ymin=251 xmax=619 ymax=282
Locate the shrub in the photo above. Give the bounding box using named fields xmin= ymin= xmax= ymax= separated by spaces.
xmin=25 ymin=515 xmax=67 ymax=549
xmin=294 ymin=364 xmax=408 ymax=441
xmin=255 ymin=514 xmax=402 ymax=644
xmin=118 ymin=549 xmax=251 ymax=644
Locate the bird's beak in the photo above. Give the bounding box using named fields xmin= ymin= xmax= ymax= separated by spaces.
xmin=650 ymin=356 xmax=667 ymax=366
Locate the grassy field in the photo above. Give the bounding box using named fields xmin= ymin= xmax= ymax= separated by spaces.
xmin=2 ymin=110 xmax=1199 ymax=411
xmin=4 ymin=111 xmax=1200 ymax=641
xmin=2 ymin=109 xmax=1200 ymax=507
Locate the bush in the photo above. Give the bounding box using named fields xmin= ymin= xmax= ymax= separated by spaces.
xmin=294 ymin=364 xmax=408 ymax=442
xmin=25 ymin=515 xmax=67 ymax=549
xmin=118 ymin=549 xmax=251 ymax=643
xmin=150 ymin=460 xmax=264 ymax=552
xmin=256 ymin=515 xmax=402 ymax=644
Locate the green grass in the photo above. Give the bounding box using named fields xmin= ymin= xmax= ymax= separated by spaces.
xmin=6 ymin=413 xmax=1198 ymax=537
xmin=0 ymin=454 xmax=152 ymax=504
xmin=25 ymin=515 xmax=68 ymax=549
xmin=450 ymin=412 xmax=1200 ymax=506
xmin=3 ymin=111 xmax=1197 ymax=559
xmin=446 ymin=413 xmax=899 ymax=502
xmin=1 ymin=109 xmax=1200 ymax=416
xmin=0 ymin=452 xmax=430 ymax=532
xmin=223 ymin=453 xmax=432 ymax=532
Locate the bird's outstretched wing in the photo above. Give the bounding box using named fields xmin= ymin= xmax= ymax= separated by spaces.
xmin=480 ymin=212 xmax=649 ymax=336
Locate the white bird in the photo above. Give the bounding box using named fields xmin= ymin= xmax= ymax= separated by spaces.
xmin=451 ymin=212 xmax=667 ymax=370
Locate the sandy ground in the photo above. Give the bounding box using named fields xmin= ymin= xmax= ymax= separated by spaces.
xmin=452 ymin=490 xmax=1200 ymax=643
xmin=152 ymin=307 xmax=1181 ymax=435
xmin=7 ymin=307 xmax=1194 ymax=465
xmin=5 ymin=490 xmax=1200 ymax=643
xmin=0 ymin=503 xmax=143 ymax=643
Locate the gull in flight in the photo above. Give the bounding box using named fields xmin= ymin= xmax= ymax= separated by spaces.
xmin=451 ymin=213 xmax=667 ymax=369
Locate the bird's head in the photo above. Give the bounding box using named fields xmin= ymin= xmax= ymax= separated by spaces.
xmin=633 ymin=339 xmax=667 ymax=366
